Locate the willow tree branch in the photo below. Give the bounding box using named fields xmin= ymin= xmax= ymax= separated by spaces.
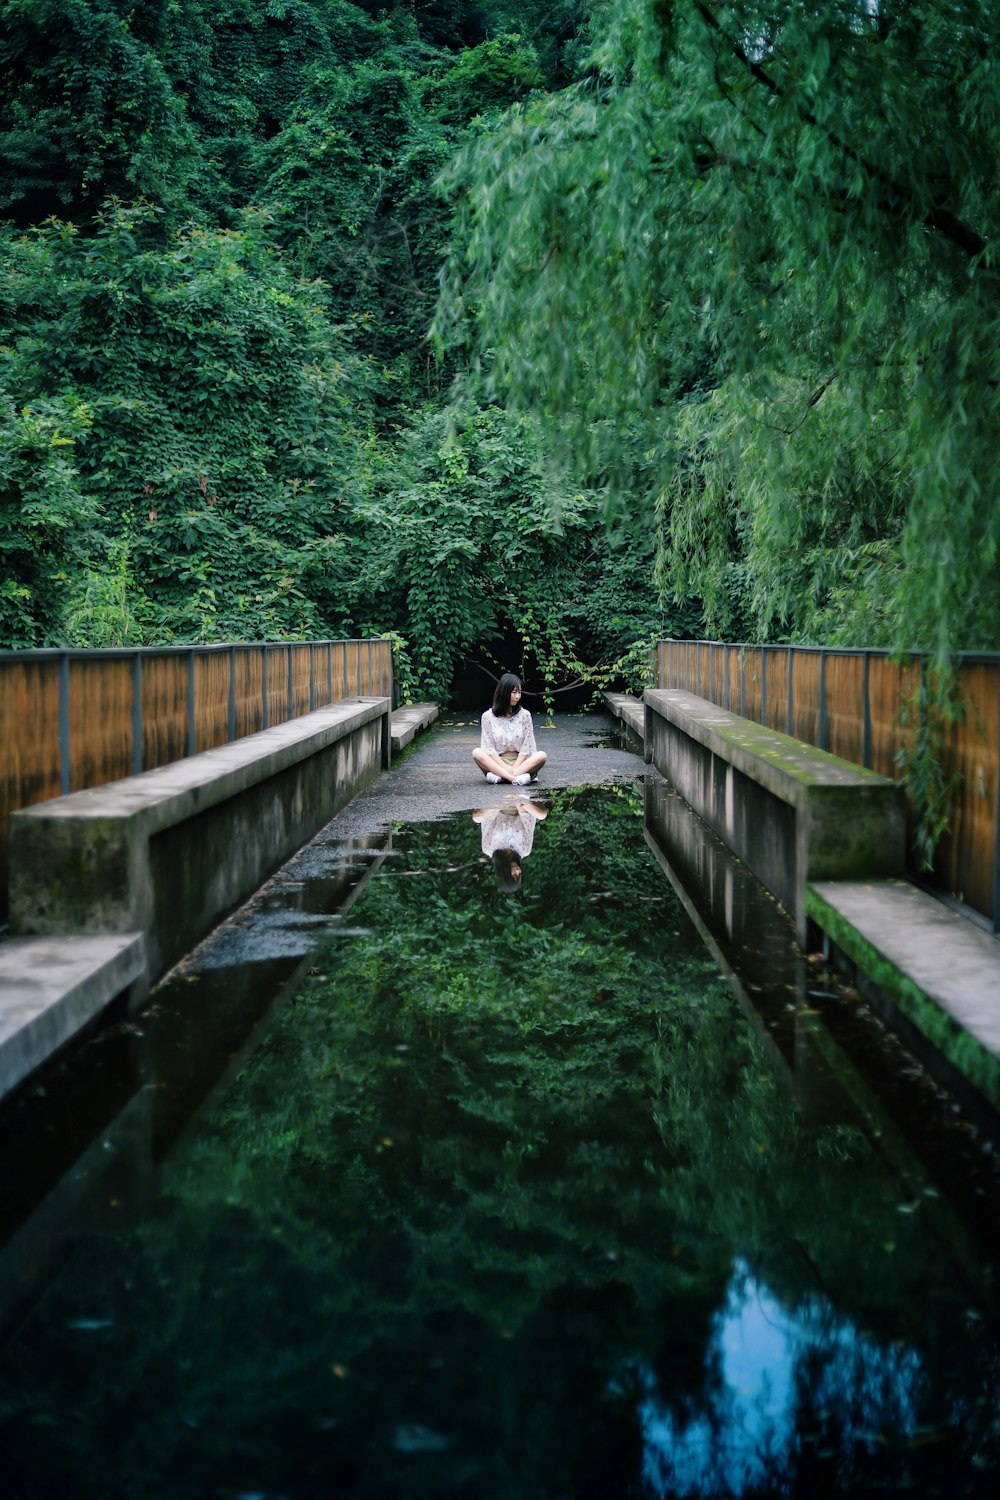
xmin=691 ymin=0 xmax=987 ymax=259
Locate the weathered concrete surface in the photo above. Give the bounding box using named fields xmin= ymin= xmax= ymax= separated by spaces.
xmin=9 ymin=698 xmax=389 ymax=985
xmin=602 ymin=692 xmax=646 ymax=757
xmin=0 ymin=934 xmax=145 ymax=1102
xmin=322 ymin=710 xmax=651 ymax=836
xmin=390 ymin=702 xmax=439 ymax=755
xmin=645 ymin=688 xmax=905 ymax=943
xmin=809 ymin=879 xmax=1000 ymax=1112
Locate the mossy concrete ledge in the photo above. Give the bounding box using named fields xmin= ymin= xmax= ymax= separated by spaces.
xmin=644 ymin=688 xmax=905 ymax=943
xmin=602 ymin=692 xmax=647 ymax=757
xmin=9 ymin=697 xmax=391 ymax=993
xmin=0 ymin=934 xmax=145 ymax=1103
xmin=391 ymin=702 xmax=439 ymax=755
xmin=808 ymin=880 xmax=1000 ymax=1116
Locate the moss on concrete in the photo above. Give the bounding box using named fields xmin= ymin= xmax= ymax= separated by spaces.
xmin=647 ymin=690 xmax=890 ymax=788
xmin=806 ymin=885 xmax=1000 ymax=1112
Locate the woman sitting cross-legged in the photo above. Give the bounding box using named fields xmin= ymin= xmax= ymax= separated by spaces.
xmin=472 ymin=672 xmax=548 ymax=786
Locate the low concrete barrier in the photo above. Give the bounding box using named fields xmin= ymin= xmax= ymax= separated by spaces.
xmin=808 ymin=879 xmax=1000 ymax=1116
xmin=644 ymin=688 xmax=905 ymax=942
xmin=9 ymin=697 xmax=390 ymax=992
xmin=601 ymin=692 xmax=646 ymax=756
xmin=0 ymin=933 xmax=145 ymax=1102
xmin=390 ymin=702 xmax=439 ymax=755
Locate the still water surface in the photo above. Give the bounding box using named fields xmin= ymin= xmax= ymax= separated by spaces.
xmin=0 ymin=785 xmax=998 ymax=1497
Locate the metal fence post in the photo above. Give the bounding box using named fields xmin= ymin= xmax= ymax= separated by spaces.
xmin=228 ymin=646 xmax=237 ymax=742
xmin=723 ymin=644 xmax=730 ymax=711
xmin=818 ymin=650 xmax=828 ymax=752
xmin=356 ymin=640 xmax=362 ymax=697
xmin=327 ymin=642 xmax=333 ymax=703
xmin=309 ymin=645 xmax=315 ymax=712
xmin=862 ymin=652 xmax=872 ymax=769
xmin=740 ymin=648 xmax=746 ymax=718
xmin=262 ymin=646 xmax=269 ymax=730
xmin=132 ymin=653 xmax=143 ymax=775
xmin=761 ymin=649 xmax=768 ymax=726
xmin=342 ymin=642 xmax=349 ymax=698
xmin=287 ymin=644 xmax=294 ymax=722
xmin=786 ymin=645 xmax=794 ymax=736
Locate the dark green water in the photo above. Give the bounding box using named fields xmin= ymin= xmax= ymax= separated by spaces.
xmin=0 ymin=786 xmax=998 ymax=1497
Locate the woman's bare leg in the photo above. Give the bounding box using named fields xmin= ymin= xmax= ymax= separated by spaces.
xmin=510 ymin=750 xmax=547 ymax=781
xmin=473 ymin=747 xmax=519 ymax=781
xmin=473 ymin=748 xmax=548 ymax=783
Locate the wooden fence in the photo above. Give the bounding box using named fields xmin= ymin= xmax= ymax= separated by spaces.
xmin=656 ymin=641 xmax=1000 ymax=932
xmin=0 ymin=639 xmax=393 ymax=922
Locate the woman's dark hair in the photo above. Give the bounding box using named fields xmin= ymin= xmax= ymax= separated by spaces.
xmin=492 ymin=672 xmax=524 ymax=718
xmin=492 ymin=848 xmax=523 ymax=894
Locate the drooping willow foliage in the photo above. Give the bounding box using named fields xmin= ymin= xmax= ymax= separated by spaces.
xmin=437 ymin=0 xmax=1000 ymax=661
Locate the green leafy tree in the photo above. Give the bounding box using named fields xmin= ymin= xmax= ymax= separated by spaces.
xmin=0 ymin=0 xmax=200 ymax=222
xmin=0 ymin=202 xmax=367 ymax=641
xmin=438 ymin=0 xmax=1000 ymax=660
xmin=0 ymin=394 xmax=96 ymax=643
xmin=352 ymin=401 xmax=678 ymax=700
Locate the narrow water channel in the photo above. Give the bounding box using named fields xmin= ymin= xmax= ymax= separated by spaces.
xmin=0 ymin=784 xmax=998 ymax=1497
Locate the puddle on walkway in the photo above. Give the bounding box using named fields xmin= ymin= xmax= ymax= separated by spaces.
xmin=0 ymin=786 xmax=998 ymax=1498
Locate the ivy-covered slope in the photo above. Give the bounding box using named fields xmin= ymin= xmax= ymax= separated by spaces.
xmin=1 ymin=0 xmax=672 ymax=698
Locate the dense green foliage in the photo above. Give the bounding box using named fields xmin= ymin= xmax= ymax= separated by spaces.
xmin=2 ymin=0 xmax=995 ymax=696
xmin=439 ymin=0 xmax=1000 ymax=661
xmin=1 ymin=0 xmax=668 ymax=695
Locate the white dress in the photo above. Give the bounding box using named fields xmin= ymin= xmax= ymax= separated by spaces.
xmin=480 ymin=708 xmax=537 ymax=760
xmin=478 ymin=806 xmax=537 ymax=860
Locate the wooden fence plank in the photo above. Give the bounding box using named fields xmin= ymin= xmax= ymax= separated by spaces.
xmin=743 ymin=647 xmax=763 ymax=724
xmin=0 ymin=659 xmax=61 ymax=920
xmin=194 ymin=651 xmax=231 ymax=753
xmin=656 ymin=641 xmax=999 ymax=925
xmin=69 ymin=657 xmax=133 ymax=792
xmin=234 ymin=647 xmax=264 ymax=739
xmin=825 ymin=654 xmax=866 ymax=766
xmin=763 ymin=647 xmax=789 ymax=735
xmin=934 ymin=661 xmax=998 ymax=918
xmin=141 ymin=655 xmax=189 ymax=771
xmin=790 ymin=649 xmax=822 ymax=746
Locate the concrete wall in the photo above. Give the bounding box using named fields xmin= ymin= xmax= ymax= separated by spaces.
xmin=645 ymin=688 xmax=906 ymax=942
xmin=9 ymin=698 xmax=389 ymax=991
xmin=643 ymin=779 xmax=852 ymax=1126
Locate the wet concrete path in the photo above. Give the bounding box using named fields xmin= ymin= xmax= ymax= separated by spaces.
xmin=328 ymin=709 xmax=653 ymax=837
xmin=173 ymin=711 xmax=653 ymax=973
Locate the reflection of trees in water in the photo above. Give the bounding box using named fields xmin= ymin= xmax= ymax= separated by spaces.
xmin=1 ymin=791 xmax=997 ymax=1496
xmin=629 ymin=1259 xmax=927 ymax=1497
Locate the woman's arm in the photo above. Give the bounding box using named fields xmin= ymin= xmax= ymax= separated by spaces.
xmin=507 ymin=711 xmax=537 ymax=771
xmin=480 ymin=710 xmax=497 ymax=755
xmin=516 ymin=801 xmax=547 ymax=819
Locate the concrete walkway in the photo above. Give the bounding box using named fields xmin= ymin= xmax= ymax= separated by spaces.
xmin=329 ymin=709 xmax=651 ymax=837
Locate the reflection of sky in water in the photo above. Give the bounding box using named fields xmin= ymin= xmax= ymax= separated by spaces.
xmin=623 ymin=1259 xmax=923 ymax=1496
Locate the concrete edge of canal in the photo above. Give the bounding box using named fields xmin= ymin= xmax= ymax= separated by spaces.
xmin=0 ymin=696 xmax=414 ymax=1103
xmin=604 ymin=689 xmax=1000 ymax=1128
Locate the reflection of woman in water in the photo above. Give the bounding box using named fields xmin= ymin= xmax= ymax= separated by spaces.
xmin=472 ymin=673 xmax=548 ymax=786
xmin=473 ymin=799 xmax=547 ymax=892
